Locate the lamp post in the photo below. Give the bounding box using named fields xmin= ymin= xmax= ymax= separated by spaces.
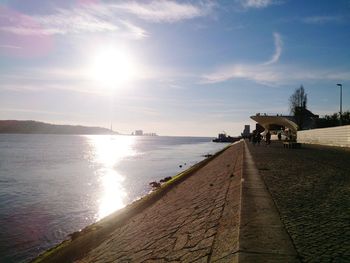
xmin=336 ymin=83 xmax=343 ymax=125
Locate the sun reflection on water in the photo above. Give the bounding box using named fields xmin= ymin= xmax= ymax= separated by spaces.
xmin=86 ymin=135 xmax=136 ymax=220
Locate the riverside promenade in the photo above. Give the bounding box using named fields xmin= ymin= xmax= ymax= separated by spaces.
xmin=35 ymin=140 xmax=350 ymax=262
xmin=35 ymin=141 xmax=298 ymax=262
xmin=247 ymin=141 xmax=350 ymax=262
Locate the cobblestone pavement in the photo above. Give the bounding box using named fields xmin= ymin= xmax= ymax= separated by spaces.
xmin=77 ymin=142 xmax=244 ymax=263
xmin=247 ymin=141 xmax=350 ymax=263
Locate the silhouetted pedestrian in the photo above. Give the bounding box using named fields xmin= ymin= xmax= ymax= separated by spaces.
xmin=257 ymin=133 xmax=262 ymax=145
xmin=266 ymin=130 xmax=271 ymax=145
xmin=252 ymin=130 xmax=257 ymax=146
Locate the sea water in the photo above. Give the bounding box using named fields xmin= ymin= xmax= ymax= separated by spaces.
xmin=0 ymin=134 xmax=229 ymax=262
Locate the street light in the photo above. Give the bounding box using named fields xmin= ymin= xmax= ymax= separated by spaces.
xmin=337 ymin=83 xmax=343 ymax=125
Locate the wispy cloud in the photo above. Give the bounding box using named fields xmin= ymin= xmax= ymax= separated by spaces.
xmin=301 ymin=15 xmax=343 ymax=25
xmin=0 ymin=44 xmax=22 ymax=49
xmin=202 ymin=64 xmax=281 ymax=85
xmin=263 ymin=32 xmax=282 ymax=65
xmin=0 ymin=4 xmax=119 ymax=36
xmin=0 ymin=4 xmax=148 ymax=39
xmin=0 ymin=59 xmax=183 ymax=95
xmin=0 ymin=66 xmax=105 ymax=95
xmin=120 ymin=20 xmax=148 ymax=39
xmin=201 ymin=32 xmax=350 ymax=86
xmin=237 ymin=0 xmax=279 ymax=9
xmin=35 ymin=6 xmax=119 ymax=34
xmin=202 ymin=32 xmax=283 ymax=84
xmin=0 ymin=1 xmax=214 ymax=38
xmin=111 ymin=0 xmax=215 ymax=23
xmin=202 ymin=63 xmax=350 ymax=86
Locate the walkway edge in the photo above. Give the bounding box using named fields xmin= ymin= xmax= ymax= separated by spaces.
xmin=237 ymin=141 xmax=300 ymax=262
xmin=210 ymin=141 xmax=243 ymax=262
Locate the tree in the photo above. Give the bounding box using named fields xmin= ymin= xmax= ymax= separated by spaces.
xmin=289 ymin=85 xmax=308 ymax=130
xmin=289 ymin=85 xmax=307 ymax=114
xmin=316 ymin=111 xmax=350 ymax=128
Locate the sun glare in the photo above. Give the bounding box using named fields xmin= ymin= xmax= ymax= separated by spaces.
xmin=86 ymin=135 xmax=137 ymax=220
xmin=90 ymin=46 xmax=137 ymax=89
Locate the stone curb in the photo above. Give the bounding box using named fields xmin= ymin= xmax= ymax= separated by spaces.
xmin=235 ymin=141 xmax=300 ymax=262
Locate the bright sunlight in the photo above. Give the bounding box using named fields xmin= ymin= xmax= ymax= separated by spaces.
xmin=89 ymin=46 xmax=137 ymax=89
xmin=86 ymin=135 xmax=136 ymax=220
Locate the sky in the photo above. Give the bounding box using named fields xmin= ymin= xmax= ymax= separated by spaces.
xmin=0 ymin=0 xmax=349 ymax=136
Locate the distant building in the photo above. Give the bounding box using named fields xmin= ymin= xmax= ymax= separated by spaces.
xmin=143 ymin=132 xmax=157 ymax=136
xmin=135 ymin=130 xmax=143 ymax=136
xmin=242 ymin=125 xmax=250 ymax=137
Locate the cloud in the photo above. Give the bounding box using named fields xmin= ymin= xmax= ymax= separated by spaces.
xmin=0 ymin=4 xmax=145 ymax=39
xmin=0 ymin=1 xmax=214 ymax=38
xmin=202 ymin=63 xmax=350 ymax=86
xmin=201 ymin=33 xmax=350 ymax=86
xmin=0 ymin=58 xmax=183 ymax=95
xmin=120 ymin=20 xmax=148 ymax=39
xmin=202 ymin=64 xmax=281 ymax=85
xmin=238 ymin=0 xmax=279 ymax=9
xmin=0 ymin=66 xmax=105 ymax=95
xmin=34 ymin=6 xmax=119 ymax=34
xmin=202 ymin=32 xmax=283 ymax=84
xmin=0 ymin=5 xmax=112 ymax=35
xmin=301 ymin=15 xmax=342 ymax=25
xmin=263 ymin=32 xmax=282 ymax=65
xmin=111 ymin=0 xmax=215 ymax=23
xmin=0 ymin=44 xmax=22 ymax=49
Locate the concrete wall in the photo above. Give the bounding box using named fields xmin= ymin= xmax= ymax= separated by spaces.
xmin=297 ymin=125 xmax=350 ymax=147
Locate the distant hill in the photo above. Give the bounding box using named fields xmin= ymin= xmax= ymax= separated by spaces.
xmin=0 ymin=120 xmax=117 ymax=135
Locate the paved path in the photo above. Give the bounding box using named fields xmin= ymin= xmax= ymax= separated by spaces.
xmin=72 ymin=141 xmax=298 ymax=263
xmin=247 ymin=141 xmax=350 ymax=262
xmin=237 ymin=143 xmax=298 ymax=262
xmin=76 ymin=142 xmax=244 ymax=263
xmin=36 ymin=140 xmax=350 ymax=262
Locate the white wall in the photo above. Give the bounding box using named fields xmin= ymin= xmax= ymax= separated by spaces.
xmin=297 ymin=125 xmax=350 ymax=147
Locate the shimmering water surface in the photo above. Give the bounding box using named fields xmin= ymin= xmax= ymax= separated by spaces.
xmin=0 ymin=134 xmax=229 ymax=262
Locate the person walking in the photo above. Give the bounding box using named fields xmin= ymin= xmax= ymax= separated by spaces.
xmin=257 ymin=132 xmax=262 ymax=146
xmin=266 ymin=130 xmax=271 ymax=145
xmin=252 ymin=130 xmax=257 ymax=146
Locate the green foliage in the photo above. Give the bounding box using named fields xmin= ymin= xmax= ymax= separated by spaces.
xmin=316 ymin=111 xmax=350 ymax=128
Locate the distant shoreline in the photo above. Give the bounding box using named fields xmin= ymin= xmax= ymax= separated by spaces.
xmin=0 ymin=120 xmax=221 ymax=137
xmin=0 ymin=120 xmax=117 ymax=135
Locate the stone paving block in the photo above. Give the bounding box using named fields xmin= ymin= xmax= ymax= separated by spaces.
xmin=237 ymin=252 xmax=300 ymax=263
xmin=174 ymin=234 xmax=188 ymax=250
xmin=239 ymin=225 xmax=297 ymax=255
xmin=212 ymin=253 xmax=238 ymax=263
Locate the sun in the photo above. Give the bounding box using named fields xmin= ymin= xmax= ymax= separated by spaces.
xmin=90 ymin=46 xmax=137 ymax=89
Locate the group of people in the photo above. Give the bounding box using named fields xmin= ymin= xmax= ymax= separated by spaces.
xmin=246 ymin=129 xmax=296 ymax=145
xmin=249 ymin=130 xmax=272 ymax=146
